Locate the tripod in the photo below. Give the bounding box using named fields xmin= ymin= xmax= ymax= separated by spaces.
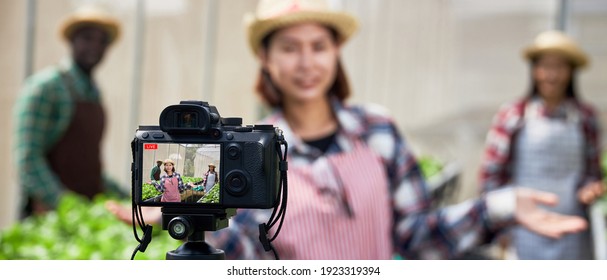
xmin=161 ymin=207 xmax=236 ymax=260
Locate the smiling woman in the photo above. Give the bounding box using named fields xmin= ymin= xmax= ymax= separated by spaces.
xmin=197 ymin=0 xmax=593 ymax=260
xmin=4 ymin=0 xmax=607 ymax=261
xmin=479 ymin=30 xmax=605 ymax=260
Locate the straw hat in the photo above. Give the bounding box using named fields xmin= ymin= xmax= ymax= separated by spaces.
xmin=244 ymin=0 xmax=359 ymax=55
xmin=163 ymin=159 xmax=175 ymax=165
xmin=523 ymin=30 xmax=589 ymax=68
xmin=59 ymin=4 xmax=121 ymax=45
xmin=208 ymin=163 xmax=216 ymax=167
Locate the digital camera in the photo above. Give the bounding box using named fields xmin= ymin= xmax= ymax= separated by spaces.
xmin=131 ymin=100 xmax=282 ymax=209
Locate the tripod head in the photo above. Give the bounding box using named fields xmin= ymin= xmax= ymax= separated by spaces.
xmin=161 ymin=207 xmax=236 ymax=260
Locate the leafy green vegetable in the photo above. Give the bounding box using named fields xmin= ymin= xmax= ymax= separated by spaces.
xmin=0 ymin=193 xmax=182 ymax=260
xmin=199 ymin=183 xmax=220 ymax=204
xmin=182 ymin=177 xmax=203 ymax=185
xmin=142 ymin=183 xmax=161 ymax=200
xmin=418 ymin=156 xmax=443 ymax=179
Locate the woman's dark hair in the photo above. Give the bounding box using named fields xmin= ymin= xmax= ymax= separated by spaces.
xmin=255 ymin=25 xmax=351 ymax=108
xmin=528 ymin=56 xmax=578 ymax=99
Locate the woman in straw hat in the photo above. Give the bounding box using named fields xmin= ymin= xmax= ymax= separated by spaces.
xmin=204 ymin=1 xmax=589 ymax=260
xmin=479 ymin=30 xmax=605 ymax=259
xmin=13 ymin=4 xmax=125 ymax=218
xmin=188 ymin=163 xmax=219 ymax=193
xmin=106 ymin=0 xmax=590 ymax=259
xmin=149 ymin=159 xmax=187 ymax=203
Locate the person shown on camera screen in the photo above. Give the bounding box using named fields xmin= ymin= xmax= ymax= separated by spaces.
xmin=150 ymin=159 xmax=187 ymax=203
xmin=150 ymin=160 xmax=163 ymax=181
xmin=188 ymin=163 xmax=219 ymax=194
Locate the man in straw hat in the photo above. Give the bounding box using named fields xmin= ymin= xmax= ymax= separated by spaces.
xmin=202 ymin=0 xmax=592 ymax=260
xmin=150 ymin=160 xmax=164 ymax=181
xmin=479 ymin=30 xmax=605 ymax=259
xmin=13 ymin=4 xmax=126 ymax=218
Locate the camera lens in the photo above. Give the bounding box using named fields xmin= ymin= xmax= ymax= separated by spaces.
xmin=168 ymin=216 xmax=193 ymax=240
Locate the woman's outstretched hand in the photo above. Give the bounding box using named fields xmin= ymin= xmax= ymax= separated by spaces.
xmin=105 ymin=200 xmax=162 ymax=225
xmin=515 ymin=188 xmax=587 ymax=239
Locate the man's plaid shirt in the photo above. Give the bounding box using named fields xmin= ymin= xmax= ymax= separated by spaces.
xmin=13 ymin=58 xmax=124 ymax=208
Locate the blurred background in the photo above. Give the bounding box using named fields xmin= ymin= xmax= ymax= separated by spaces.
xmin=1 ymin=0 xmax=606 ymax=251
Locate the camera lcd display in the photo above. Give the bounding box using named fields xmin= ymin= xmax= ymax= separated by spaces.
xmin=141 ymin=142 xmax=221 ymax=205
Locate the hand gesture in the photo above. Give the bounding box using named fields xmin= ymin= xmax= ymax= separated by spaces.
xmin=515 ymin=188 xmax=587 ymax=239
xmin=577 ymin=181 xmax=606 ymax=205
xmin=105 ymin=200 xmax=162 ymax=225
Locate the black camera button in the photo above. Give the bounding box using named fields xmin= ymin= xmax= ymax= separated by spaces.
xmin=152 ymin=133 xmax=165 ymax=139
xmin=141 ymin=132 xmax=149 ymax=139
xmin=234 ymin=127 xmax=253 ymax=132
xmin=254 ymin=124 xmax=274 ymax=131
xmin=227 ymin=144 xmax=240 ymax=159
xmin=223 ymin=117 xmax=242 ymax=126
xmin=226 ymin=133 xmax=234 ymax=140
xmin=225 ymin=171 xmax=250 ymax=196
xmin=210 ymin=113 xmax=220 ymax=124
xmin=231 ymin=177 xmax=242 ymax=187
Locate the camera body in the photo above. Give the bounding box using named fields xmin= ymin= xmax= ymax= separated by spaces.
xmin=132 ymin=101 xmax=281 ymax=209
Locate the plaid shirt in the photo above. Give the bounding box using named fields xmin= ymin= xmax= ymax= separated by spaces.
xmin=12 ymin=58 xmax=125 ymax=208
xmin=151 ymin=173 xmax=186 ymax=193
xmin=479 ymin=97 xmax=602 ymax=193
xmin=150 ymin=165 xmax=161 ymax=180
xmin=209 ymin=98 xmax=515 ymax=259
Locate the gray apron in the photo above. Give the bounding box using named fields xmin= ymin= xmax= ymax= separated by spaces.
xmin=511 ymin=102 xmax=592 ymax=259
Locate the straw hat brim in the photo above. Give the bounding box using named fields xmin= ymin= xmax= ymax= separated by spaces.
xmin=60 ymin=17 xmax=120 ymax=44
xmin=246 ymin=10 xmax=359 ymax=55
xmin=523 ymin=45 xmax=588 ymax=68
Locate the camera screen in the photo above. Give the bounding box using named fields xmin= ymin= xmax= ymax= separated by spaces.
xmin=142 ymin=142 xmax=221 ymax=204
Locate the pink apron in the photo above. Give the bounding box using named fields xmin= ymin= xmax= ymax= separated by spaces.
xmin=161 ymin=175 xmax=181 ymax=203
xmin=271 ymin=140 xmax=393 ymax=259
